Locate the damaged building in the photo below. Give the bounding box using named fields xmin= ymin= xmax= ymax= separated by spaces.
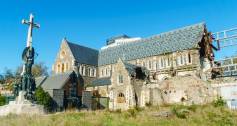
xmin=38 ymin=22 xmax=217 ymax=110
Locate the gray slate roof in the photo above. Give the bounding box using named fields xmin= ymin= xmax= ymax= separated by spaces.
xmin=90 ymin=77 xmax=111 ymax=87
xmin=66 ymin=41 xmax=99 ymax=66
xmin=123 ymin=62 xmax=137 ymax=76
xmin=39 ymin=72 xmax=73 ymax=90
xmin=98 ymin=23 xmax=205 ymax=66
xmin=35 ymin=76 xmax=47 ymax=87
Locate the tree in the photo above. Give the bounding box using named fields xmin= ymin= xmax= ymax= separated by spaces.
xmin=32 ymin=62 xmax=48 ymax=77
xmin=3 ymin=68 xmax=15 ymax=91
xmin=0 ymin=74 xmax=4 ymax=84
xmin=0 ymin=94 xmax=6 ymax=106
xmin=35 ymin=87 xmax=54 ymax=112
xmin=4 ymin=68 xmax=14 ymax=84
xmin=16 ymin=62 xmax=48 ymax=77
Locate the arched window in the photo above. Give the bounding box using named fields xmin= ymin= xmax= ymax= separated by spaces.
xmin=62 ymin=63 xmax=65 ymax=73
xmin=57 ymin=64 xmax=61 ymax=73
xmin=117 ymin=92 xmax=125 ymax=103
xmin=188 ymin=53 xmax=192 ymax=64
xmin=66 ymin=63 xmax=69 ymax=71
xmin=60 ymin=51 xmax=66 ymax=59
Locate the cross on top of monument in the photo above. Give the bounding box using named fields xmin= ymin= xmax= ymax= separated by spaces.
xmin=22 ymin=13 xmax=40 ymax=49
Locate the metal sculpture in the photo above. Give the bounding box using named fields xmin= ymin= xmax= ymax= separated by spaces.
xmin=19 ymin=14 xmax=40 ymax=101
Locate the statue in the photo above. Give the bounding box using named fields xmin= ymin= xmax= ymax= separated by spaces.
xmin=18 ymin=14 xmax=40 ymax=101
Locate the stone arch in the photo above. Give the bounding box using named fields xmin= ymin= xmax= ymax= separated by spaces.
xmin=162 ymin=76 xmax=169 ymax=80
xmin=117 ymin=92 xmax=126 ymax=103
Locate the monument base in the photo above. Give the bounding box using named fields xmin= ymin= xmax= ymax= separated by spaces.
xmin=0 ymin=91 xmax=45 ymax=116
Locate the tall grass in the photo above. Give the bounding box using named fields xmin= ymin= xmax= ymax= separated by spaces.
xmin=0 ymin=104 xmax=236 ymax=126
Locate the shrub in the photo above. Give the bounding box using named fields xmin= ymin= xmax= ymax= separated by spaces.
xmin=187 ymin=104 xmax=197 ymax=112
xmin=127 ymin=108 xmax=137 ymax=118
xmin=115 ymin=109 xmax=121 ymax=113
xmin=34 ymin=87 xmax=54 ymax=112
xmin=145 ymin=102 xmax=152 ymax=107
xmin=0 ymin=94 xmax=6 ymax=106
xmin=134 ymin=106 xmax=144 ymax=112
xmin=171 ymin=105 xmax=190 ymax=119
xmin=213 ymin=97 xmax=226 ymax=107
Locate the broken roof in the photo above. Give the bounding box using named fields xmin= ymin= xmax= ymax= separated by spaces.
xmin=98 ymin=22 xmax=205 ymax=66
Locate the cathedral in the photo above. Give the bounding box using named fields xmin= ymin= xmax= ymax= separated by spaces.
xmin=37 ymin=22 xmax=215 ymax=110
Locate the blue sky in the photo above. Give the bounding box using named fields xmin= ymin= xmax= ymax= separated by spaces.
xmin=0 ymin=0 xmax=237 ymax=74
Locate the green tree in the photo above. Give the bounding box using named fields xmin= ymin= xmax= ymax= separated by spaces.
xmin=35 ymin=87 xmax=54 ymax=112
xmin=0 ymin=94 xmax=6 ymax=106
xmin=0 ymin=74 xmax=4 ymax=84
xmin=3 ymin=68 xmax=15 ymax=91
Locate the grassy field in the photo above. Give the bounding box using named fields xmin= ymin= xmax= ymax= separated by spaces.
xmin=0 ymin=104 xmax=237 ymax=126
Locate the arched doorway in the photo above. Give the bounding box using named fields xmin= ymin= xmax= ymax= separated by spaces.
xmin=116 ymin=92 xmax=126 ymax=110
xmin=117 ymin=93 xmax=125 ymax=103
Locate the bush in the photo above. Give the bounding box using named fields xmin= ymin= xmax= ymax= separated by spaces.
xmin=145 ymin=102 xmax=152 ymax=107
xmin=114 ymin=109 xmax=121 ymax=113
xmin=213 ymin=97 xmax=226 ymax=107
xmin=187 ymin=104 xmax=197 ymax=112
xmin=34 ymin=87 xmax=54 ymax=112
xmin=0 ymin=94 xmax=6 ymax=106
xmin=127 ymin=108 xmax=138 ymax=118
xmin=171 ymin=105 xmax=191 ymax=119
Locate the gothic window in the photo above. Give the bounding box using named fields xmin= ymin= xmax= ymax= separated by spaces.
xmin=90 ymin=68 xmax=94 ymax=77
xmin=106 ymin=68 xmax=108 ymax=76
xmin=62 ymin=63 xmax=65 ymax=73
xmin=57 ymin=64 xmax=61 ymax=73
xmin=161 ymin=57 xmax=164 ymax=68
xmin=60 ymin=51 xmax=66 ymax=59
xmin=88 ymin=67 xmax=91 ymax=77
xmin=153 ymin=61 xmax=157 ymax=70
xmin=117 ymin=93 xmax=125 ymax=103
xmin=66 ymin=63 xmax=69 ymax=71
xmin=101 ymin=69 xmax=104 ymax=77
xmin=156 ymin=60 xmax=160 ymax=70
xmin=93 ymin=68 xmax=96 ymax=77
xmin=83 ymin=66 xmax=86 ymax=76
xmin=167 ymin=57 xmax=171 ymax=67
xmin=148 ymin=61 xmax=152 ymax=70
xmin=180 ymin=55 xmax=183 ymax=65
xmin=69 ymin=82 xmax=77 ymax=97
xmin=79 ymin=65 xmax=82 ymax=74
xmin=164 ymin=58 xmax=167 ymax=68
xmin=177 ymin=55 xmax=181 ymax=66
xmin=81 ymin=65 xmax=86 ymax=76
xmin=183 ymin=54 xmax=187 ymax=64
xmin=118 ymin=75 xmax=123 ymax=84
xmin=188 ymin=53 xmax=192 ymax=64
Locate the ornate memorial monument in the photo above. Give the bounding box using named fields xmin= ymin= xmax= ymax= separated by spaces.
xmin=19 ymin=13 xmax=39 ymax=101
xmin=0 ymin=14 xmax=44 ymax=116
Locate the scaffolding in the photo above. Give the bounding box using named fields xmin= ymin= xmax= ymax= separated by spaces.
xmin=212 ymin=27 xmax=237 ymax=49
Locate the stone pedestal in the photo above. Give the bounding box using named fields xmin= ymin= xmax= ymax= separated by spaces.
xmin=0 ymin=91 xmax=45 ymax=116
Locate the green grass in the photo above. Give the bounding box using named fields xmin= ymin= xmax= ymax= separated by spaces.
xmin=0 ymin=104 xmax=237 ymax=126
